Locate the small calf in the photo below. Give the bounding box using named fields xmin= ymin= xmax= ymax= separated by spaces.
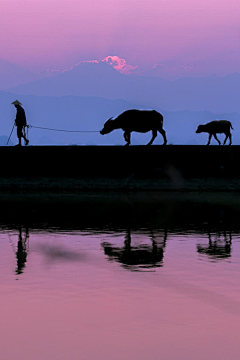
xmin=196 ymin=120 xmax=233 ymax=145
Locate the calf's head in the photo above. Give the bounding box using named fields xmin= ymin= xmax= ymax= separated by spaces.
xmin=196 ymin=125 xmax=204 ymax=133
xmin=100 ymin=118 xmax=114 ymax=135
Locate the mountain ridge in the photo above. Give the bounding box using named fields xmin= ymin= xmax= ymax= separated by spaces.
xmin=4 ymin=61 xmax=240 ymax=113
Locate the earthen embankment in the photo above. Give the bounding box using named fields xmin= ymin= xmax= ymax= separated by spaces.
xmin=1 ymin=145 xmax=240 ymax=190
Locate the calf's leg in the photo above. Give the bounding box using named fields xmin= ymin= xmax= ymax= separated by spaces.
xmin=207 ymin=134 xmax=212 ymax=145
xmin=213 ymin=133 xmax=221 ymax=145
xmin=223 ymin=132 xmax=232 ymax=145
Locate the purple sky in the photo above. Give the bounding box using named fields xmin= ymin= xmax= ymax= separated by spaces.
xmin=1 ymin=0 xmax=240 ymax=78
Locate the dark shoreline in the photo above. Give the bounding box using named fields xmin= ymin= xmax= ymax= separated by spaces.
xmin=1 ymin=188 xmax=240 ymax=203
xmin=1 ymin=145 xmax=240 ymax=191
xmin=1 ymin=190 xmax=240 ymax=235
xmin=0 ymin=176 xmax=240 ymax=191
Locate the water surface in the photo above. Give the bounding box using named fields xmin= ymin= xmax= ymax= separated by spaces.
xmin=0 ymin=192 xmax=240 ymax=360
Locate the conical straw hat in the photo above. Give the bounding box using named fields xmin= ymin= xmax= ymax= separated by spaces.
xmin=11 ymin=100 xmax=22 ymax=105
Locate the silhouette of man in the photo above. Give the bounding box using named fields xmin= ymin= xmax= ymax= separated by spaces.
xmin=12 ymin=100 xmax=29 ymax=146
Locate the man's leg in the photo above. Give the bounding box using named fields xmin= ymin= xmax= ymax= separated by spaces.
xmin=22 ymin=127 xmax=29 ymax=145
xmin=16 ymin=127 xmax=22 ymax=146
xmin=23 ymin=134 xmax=29 ymax=146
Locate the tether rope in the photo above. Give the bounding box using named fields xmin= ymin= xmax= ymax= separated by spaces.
xmin=28 ymin=125 xmax=99 ymax=133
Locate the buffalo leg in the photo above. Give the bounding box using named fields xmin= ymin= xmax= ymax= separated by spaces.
xmin=158 ymin=128 xmax=167 ymax=145
xmin=147 ymin=130 xmax=157 ymax=145
xmin=124 ymin=131 xmax=131 ymax=146
xmin=223 ymin=133 xmax=228 ymax=145
xmin=213 ymin=134 xmax=221 ymax=145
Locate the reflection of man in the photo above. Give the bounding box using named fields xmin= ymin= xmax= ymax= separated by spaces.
xmin=16 ymin=226 xmax=29 ymax=275
xmin=12 ymin=100 xmax=29 ymax=146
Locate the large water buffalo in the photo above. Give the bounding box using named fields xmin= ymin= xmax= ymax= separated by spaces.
xmin=196 ymin=120 xmax=233 ymax=145
xmin=100 ymin=109 xmax=167 ymax=145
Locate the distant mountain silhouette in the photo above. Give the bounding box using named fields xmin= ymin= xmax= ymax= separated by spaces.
xmin=4 ymin=62 xmax=240 ymax=113
xmin=5 ymin=62 xmax=125 ymax=97
xmin=1 ymin=91 xmax=240 ymax=145
xmin=0 ymin=59 xmax=43 ymax=90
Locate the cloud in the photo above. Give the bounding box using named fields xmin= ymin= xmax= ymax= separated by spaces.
xmin=45 ymin=60 xmax=99 ymax=77
xmin=102 ymin=56 xmax=137 ymax=74
xmin=44 ymin=56 xmax=137 ymax=77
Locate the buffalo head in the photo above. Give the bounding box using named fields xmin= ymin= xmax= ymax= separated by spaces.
xmin=100 ymin=117 xmax=114 ymax=135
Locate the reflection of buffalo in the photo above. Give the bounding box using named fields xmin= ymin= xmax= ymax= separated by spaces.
xmin=102 ymin=229 xmax=167 ymax=271
xmin=197 ymin=231 xmax=232 ymax=260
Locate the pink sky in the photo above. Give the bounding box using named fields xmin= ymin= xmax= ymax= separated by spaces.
xmin=1 ymin=0 xmax=240 ymax=77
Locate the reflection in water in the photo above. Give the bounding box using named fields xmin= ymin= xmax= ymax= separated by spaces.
xmin=36 ymin=243 xmax=84 ymax=263
xmin=1 ymin=193 xmax=240 ymax=360
xmin=1 ymin=192 xmax=240 ymax=275
xmin=16 ymin=226 xmax=29 ymax=275
xmin=197 ymin=230 xmax=232 ymax=261
xmin=102 ymin=229 xmax=167 ymax=271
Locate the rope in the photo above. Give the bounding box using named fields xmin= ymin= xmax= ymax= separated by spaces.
xmin=28 ymin=125 xmax=99 ymax=133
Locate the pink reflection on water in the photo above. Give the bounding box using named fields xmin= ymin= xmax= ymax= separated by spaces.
xmin=0 ymin=230 xmax=240 ymax=360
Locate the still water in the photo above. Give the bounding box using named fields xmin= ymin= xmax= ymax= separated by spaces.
xmin=0 ymin=191 xmax=240 ymax=360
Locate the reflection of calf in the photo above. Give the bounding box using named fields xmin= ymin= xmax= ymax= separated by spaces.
xmin=100 ymin=109 xmax=167 ymax=146
xmin=197 ymin=231 xmax=232 ymax=260
xmin=102 ymin=229 xmax=167 ymax=271
xmin=196 ymin=120 xmax=233 ymax=145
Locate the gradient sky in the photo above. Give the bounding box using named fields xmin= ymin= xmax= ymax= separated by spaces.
xmin=1 ymin=0 xmax=240 ymax=77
